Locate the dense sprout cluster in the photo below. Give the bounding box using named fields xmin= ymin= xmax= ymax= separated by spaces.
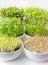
xmin=24 ymin=7 xmax=48 ymax=36
xmin=24 ymin=7 xmax=48 ymax=22
xmin=0 ymin=7 xmax=24 ymax=20
xmin=0 ymin=36 xmax=21 ymax=52
xmin=0 ymin=17 xmax=24 ymax=37
xmin=0 ymin=7 xmax=48 ymax=36
xmin=25 ymin=20 xmax=48 ymax=36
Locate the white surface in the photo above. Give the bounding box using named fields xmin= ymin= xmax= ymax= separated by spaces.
xmin=0 ymin=0 xmax=48 ymax=65
xmin=0 ymin=0 xmax=48 ymax=10
xmin=0 ymin=53 xmax=48 ymax=65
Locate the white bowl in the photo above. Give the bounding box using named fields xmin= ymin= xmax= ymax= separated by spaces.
xmin=0 ymin=47 xmax=22 ymax=61
xmin=19 ymin=34 xmax=25 ymax=41
xmin=19 ymin=33 xmax=31 ymax=42
xmin=23 ymin=47 xmax=48 ymax=61
xmin=24 ymin=34 xmax=32 ymax=39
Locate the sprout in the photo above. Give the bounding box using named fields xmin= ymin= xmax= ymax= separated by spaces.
xmin=0 ymin=7 xmax=24 ymax=20
xmin=24 ymin=7 xmax=48 ymax=23
xmin=0 ymin=36 xmax=21 ymax=52
xmin=0 ymin=7 xmax=48 ymax=37
xmin=25 ymin=20 xmax=47 ymax=36
xmin=0 ymin=17 xmax=24 ymax=37
xmin=25 ymin=21 xmax=35 ymax=36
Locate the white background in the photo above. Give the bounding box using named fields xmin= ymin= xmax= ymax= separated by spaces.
xmin=0 ymin=0 xmax=48 ymax=10
xmin=0 ymin=0 xmax=48 ymax=65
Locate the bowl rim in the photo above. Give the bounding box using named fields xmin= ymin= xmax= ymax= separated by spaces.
xmin=23 ymin=34 xmax=48 ymax=55
xmin=0 ymin=46 xmax=22 ymax=55
xmin=23 ymin=43 xmax=48 ymax=55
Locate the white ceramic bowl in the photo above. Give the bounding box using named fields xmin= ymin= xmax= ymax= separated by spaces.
xmin=23 ymin=34 xmax=48 ymax=61
xmin=19 ymin=33 xmax=31 ymax=42
xmin=0 ymin=47 xmax=22 ymax=61
xmin=23 ymin=46 xmax=48 ymax=61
